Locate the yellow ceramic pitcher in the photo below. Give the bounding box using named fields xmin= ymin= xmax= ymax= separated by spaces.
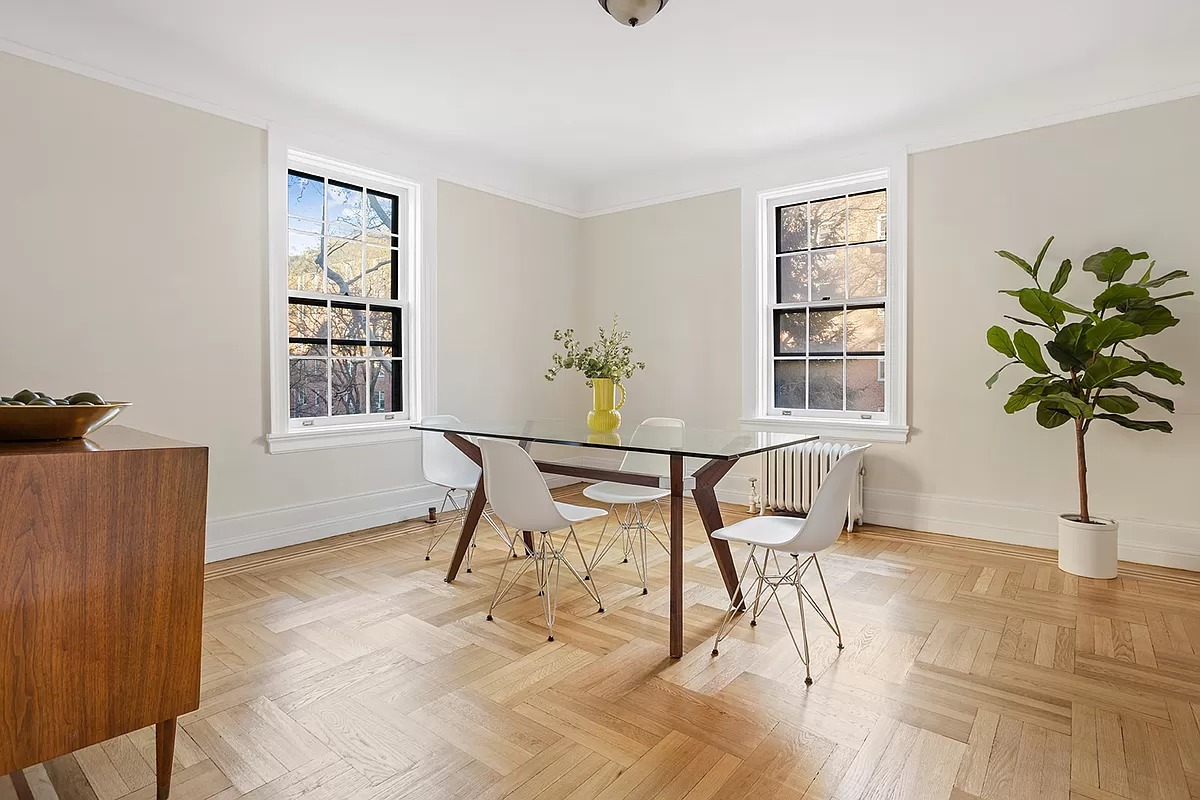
xmin=587 ymin=378 xmax=626 ymax=433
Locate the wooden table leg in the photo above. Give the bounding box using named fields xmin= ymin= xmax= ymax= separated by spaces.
xmin=444 ymin=433 xmax=486 ymax=583
xmin=693 ymin=458 xmax=745 ymax=610
xmin=445 ymin=475 xmax=486 ymax=582
xmin=669 ymin=454 xmax=684 ymax=658
xmin=156 ymin=717 xmax=177 ymax=800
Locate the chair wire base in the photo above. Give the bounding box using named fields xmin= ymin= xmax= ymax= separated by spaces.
xmin=487 ymin=525 xmax=603 ymax=641
xmin=711 ymin=546 xmax=843 ymax=685
xmin=424 ymin=488 xmax=508 ymax=572
xmin=587 ymin=500 xmax=669 ymax=594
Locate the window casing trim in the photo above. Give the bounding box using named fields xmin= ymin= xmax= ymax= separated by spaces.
xmin=750 ymin=164 xmax=909 ymax=442
xmin=266 ymin=138 xmax=430 ymax=453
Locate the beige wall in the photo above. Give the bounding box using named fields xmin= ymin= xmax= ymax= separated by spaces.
xmin=892 ymin=96 xmax=1198 ymax=561
xmin=435 ymin=181 xmax=585 ymax=466
xmin=436 ymin=182 xmax=581 ymax=423
xmin=5 ymin=50 xmax=1197 ymax=567
xmin=0 ymin=53 xmax=582 ymax=559
xmin=578 ymin=191 xmax=742 ymax=429
xmin=579 ymin=97 xmax=1200 ymax=567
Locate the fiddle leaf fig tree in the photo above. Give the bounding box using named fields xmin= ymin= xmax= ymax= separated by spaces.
xmin=986 ymin=237 xmax=1191 ymax=523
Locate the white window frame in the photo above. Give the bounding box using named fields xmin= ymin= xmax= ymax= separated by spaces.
xmin=266 ymin=145 xmax=429 ymax=453
xmin=744 ymin=165 xmax=909 ymax=443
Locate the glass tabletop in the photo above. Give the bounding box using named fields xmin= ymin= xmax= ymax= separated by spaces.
xmin=411 ymin=418 xmax=818 ymax=461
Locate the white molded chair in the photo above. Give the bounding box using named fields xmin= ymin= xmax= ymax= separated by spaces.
xmin=420 ymin=415 xmax=507 ymax=572
xmin=710 ymin=445 xmax=868 ymax=685
xmin=479 ymin=438 xmax=606 ymax=641
xmin=583 ymin=417 xmax=683 ymax=594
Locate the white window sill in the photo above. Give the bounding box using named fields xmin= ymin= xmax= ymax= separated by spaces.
xmin=267 ymin=422 xmax=420 ymax=454
xmin=740 ymin=416 xmax=910 ymax=444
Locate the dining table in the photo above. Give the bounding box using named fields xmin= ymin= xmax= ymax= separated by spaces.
xmin=411 ymin=418 xmax=818 ymax=658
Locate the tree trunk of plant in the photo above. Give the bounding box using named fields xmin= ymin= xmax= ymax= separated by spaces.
xmin=1075 ymin=418 xmax=1090 ymax=524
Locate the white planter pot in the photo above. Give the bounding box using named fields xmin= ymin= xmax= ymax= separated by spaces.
xmin=1057 ymin=514 xmax=1118 ymax=579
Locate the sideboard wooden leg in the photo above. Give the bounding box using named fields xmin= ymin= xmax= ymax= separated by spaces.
xmin=9 ymin=770 xmax=34 ymax=800
xmin=156 ymin=718 xmax=177 ymax=800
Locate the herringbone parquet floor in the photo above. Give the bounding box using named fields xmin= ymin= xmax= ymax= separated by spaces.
xmin=6 ymin=486 xmax=1200 ymax=800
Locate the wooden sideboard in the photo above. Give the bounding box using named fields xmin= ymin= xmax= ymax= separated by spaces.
xmin=0 ymin=426 xmax=208 ymax=799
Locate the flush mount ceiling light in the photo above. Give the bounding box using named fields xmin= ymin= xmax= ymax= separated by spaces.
xmin=597 ymin=0 xmax=670 ymax=28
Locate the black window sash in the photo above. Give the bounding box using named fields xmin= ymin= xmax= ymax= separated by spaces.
xmin=772 ymin=303 xmax=885 ymax=358
xmin=287 ymin=167 xmax=405 ymax=417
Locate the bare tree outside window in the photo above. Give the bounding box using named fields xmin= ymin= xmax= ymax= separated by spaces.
xmin=286 ymin=169 xmax=405 ymax=421
xmin=772 ymin=188 xmax=887 ymax=414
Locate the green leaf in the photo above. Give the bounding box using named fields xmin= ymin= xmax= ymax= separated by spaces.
xmin=1051 ymin=296 xmax=1096 ymax=318
xmin=1004 ymin=315 xmax=1050 ymax=330
xmin=1110 ymin=381 xmax=1175 ymax=413
xmin=1082 ymin=247 xmax=1150 ymax=282
xmin=1130 ymin=360 xmax=1185 ymax=385
xmin=1046 ymin=321 xmax=1094 ymax=371
xmin=1004 ymin=392 xmax=1039 ymax=413
xmin=1032 ymin=236 xmax=1054 ymax=276
xmin=1121 ymin=341 xmax=1152 ymax=360
xmin=1013 ymin=375 xmax=1057 ymax=393
xmin=1153 ymin=290 xmax=1195 ymax=303
xmin=1082 ymin=355 xmax=1138 ymax=388
xmin=1004 ymin=377 xmax=1058 ymax=412
xmin=1116 ymin=298 xmax=1154 ymax=315
xmin=986 ymin=326 xmax=1016 ymax=358
xmin=1016 ymin=288 xmax=1066 ymax=327
xmin=1093 ymin=283 xmax=1149 ymax=312
xmin=1095 ymin=414 xmax=1173 ymax=433
xmin=1084 ymin=318 xmax=1143 ymax=351
xmin=1095 ymin=395 xmax=1139 ymax=414
xmin=985 ymin=361 xmax=1017 ymax=389
xmin=1141 ymin=269 xmax=1189 ymax=288
xmin=1047 ymin=322 xmax=1092 ymax=371
xmin=1036 ymin=401 xmax=1072 ymax=429
xmin=1048 ymin=259 xmax=1072 ymax=294
xmin=996 ymin=249 xmax=1034 ymax=277
xmin=1135 ymin=261 xmax=1155 ymax=285
xmin=1041 ymin=392 xmax=1093 ymax=418
xmin=1012 ymin=330 xmax=1051 ymax=374
xmin=1045 ymin=343 xmax=1081 ymax=372
xmin=1122 ymin=305 xmax=1178 ymax=335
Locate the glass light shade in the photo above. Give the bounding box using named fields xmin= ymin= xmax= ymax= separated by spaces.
xmin=598 ymin=0 xmax=670 ymax=27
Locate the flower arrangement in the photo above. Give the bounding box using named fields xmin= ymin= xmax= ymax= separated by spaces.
xmin=545 ymin=315 xmax=646 ymax=384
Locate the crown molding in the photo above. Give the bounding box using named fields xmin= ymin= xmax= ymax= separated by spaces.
xmin=0 ymin=36 xmax=270 ymax=129
xmin=577 ymin=34 xmax=1200 ymax=216
xmin=5 ymin=29 xmax=1199 ymax=221
xmin=0 ymin=36 xmax=583 ymax=216
xmin=903 ymin=79 xmax=1200 ymax=158
xmin=577 ymin=185 xmax=742 ymax=218
xmin=576 ymin=75 xmax=1200 ymax=216
xmin=437 ymin=177 xmax=584 ymax=219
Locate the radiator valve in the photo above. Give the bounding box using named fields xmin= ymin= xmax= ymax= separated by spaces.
xmin=747 ymin=477 xmax=761 ymax=515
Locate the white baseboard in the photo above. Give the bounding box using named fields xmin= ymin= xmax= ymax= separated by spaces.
xmin=205 ymin=475 xmax=578 ymax=563
xmin=205 ymin=483 xmax=443 ymax=562
xmin=205 ymin=460 xmax=1200 ymax=573
xmin=574 ymin=454 xmax=1200 ymax=571
xmin=689 ymin=468 xmax=1200 ymax=572
xmin=863 ymin=488 xmax=1200 ymax=572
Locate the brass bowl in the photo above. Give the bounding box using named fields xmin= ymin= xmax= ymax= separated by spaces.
xmin=0 ymin=403 xmax=131 ymax=441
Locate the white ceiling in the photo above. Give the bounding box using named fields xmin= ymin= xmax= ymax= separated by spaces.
xmin=6 ymin=0 xmax=1200 ymax=209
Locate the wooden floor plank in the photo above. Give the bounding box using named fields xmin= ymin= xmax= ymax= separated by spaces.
xmin=13 ymin=485 xmax=1200 ymax=800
